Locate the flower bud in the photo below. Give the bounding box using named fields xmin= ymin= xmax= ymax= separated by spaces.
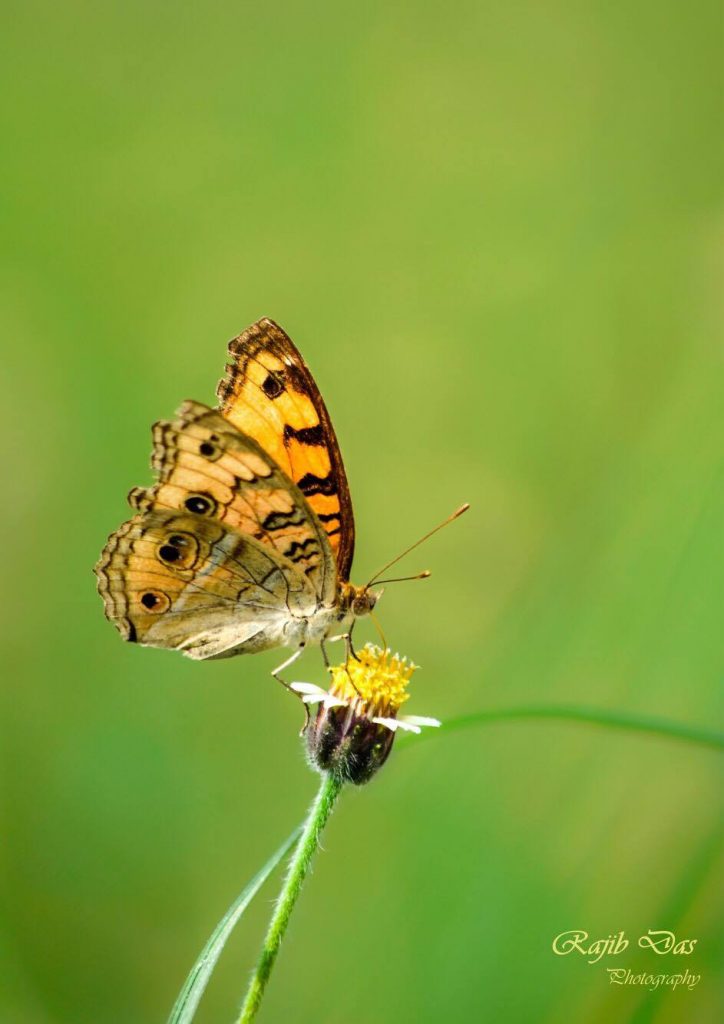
xmin=296 ymin=645 xmax=439 ymax=785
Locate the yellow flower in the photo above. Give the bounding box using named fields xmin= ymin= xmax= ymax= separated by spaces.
xmin=329 ymin=645 xmax=413 ymax=714
xmin=292 ymin=644 xmax=440 ymax=785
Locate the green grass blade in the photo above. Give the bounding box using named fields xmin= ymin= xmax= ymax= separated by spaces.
xmin=401 ymin=705 xmax=724 ymax=751
xmin=166 ymin=703 xmax=719 ymax=1024
xmin=167 ymin=825 xmax=302 ymax=1024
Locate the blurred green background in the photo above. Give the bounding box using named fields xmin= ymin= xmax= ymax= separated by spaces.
xmin=1 ymin=2 xmax=721 ymax=1022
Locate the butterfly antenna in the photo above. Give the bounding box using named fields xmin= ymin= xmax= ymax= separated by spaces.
xmin=365 ymin=503 xmax=470 ymax=589
xmin=373 ymin=570 xmax=432 ymax=586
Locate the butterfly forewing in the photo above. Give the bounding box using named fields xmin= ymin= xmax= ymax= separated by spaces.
xmin=216 ymin=318 xmax=355 ymax=581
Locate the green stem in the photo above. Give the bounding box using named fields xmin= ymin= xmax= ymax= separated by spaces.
xmin=237 ymin=772 xmax=344 ymax=1023
xmin=402 ymin=705 xmax=724 ymax=751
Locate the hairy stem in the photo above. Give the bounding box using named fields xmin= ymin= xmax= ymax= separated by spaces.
xmin=237 ymin=772 xmax=343 ymax=1023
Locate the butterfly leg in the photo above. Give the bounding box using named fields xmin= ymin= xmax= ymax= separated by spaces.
xmin=325 ymin=630 xmax=360 ymax=660
xmin=322 ymin=632 xmax=362 ymax=695
xmin=346 ymin=621 xmax=361 ymax=663
xmin=272 ymin=646 xmax=311 ymax=732
xmin=272 ymin=645 xmax=305 ymax=691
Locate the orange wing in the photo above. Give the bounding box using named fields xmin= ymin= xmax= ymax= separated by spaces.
xmin=127 ymin=400 xmax=337 ymax=604
xmin=216 ymin=318 xmax=355 ymax=581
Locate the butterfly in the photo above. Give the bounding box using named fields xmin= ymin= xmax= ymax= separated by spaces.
xmin=95 ymin=318 xmax=380 ymax=681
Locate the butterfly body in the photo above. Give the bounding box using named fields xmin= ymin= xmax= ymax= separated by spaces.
xmin=95 ymin=319 xmax=377 ymax=666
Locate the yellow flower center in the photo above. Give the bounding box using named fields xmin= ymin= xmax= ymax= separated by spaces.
xmin=329 ymin=644 xmax=416 ymax=717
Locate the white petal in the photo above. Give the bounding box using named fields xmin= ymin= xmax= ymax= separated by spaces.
xmin=290 ymin=682 xmax=328 ymax=697
xmin=290 ymin=679 xmax=323 ymax=696
xmin=399 ymin=715 xmax=441 ymax=729
xmin=289 ymin=682 xmax=348 ymax=708
xmin=371 ymin=716 xmax=421 ymax=734
xmin=371 ymin=716 xmax=401 ymax=732
xmin=322 ymin=695 xmax=347 ymax=709
xmin=290 ymin=684 xmax=329 ymax=705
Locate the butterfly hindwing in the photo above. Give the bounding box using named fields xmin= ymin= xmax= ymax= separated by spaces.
xmin=95 ymin=510 xmax=320 ymax=660
xmin=128 ymin=400 xmax=337 ymax=605
xmin=216 ymin=318 xmax=355 ymax=581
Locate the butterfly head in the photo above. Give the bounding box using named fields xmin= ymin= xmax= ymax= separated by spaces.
xmin=340 ymin=582 xmax=381 ymax=618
